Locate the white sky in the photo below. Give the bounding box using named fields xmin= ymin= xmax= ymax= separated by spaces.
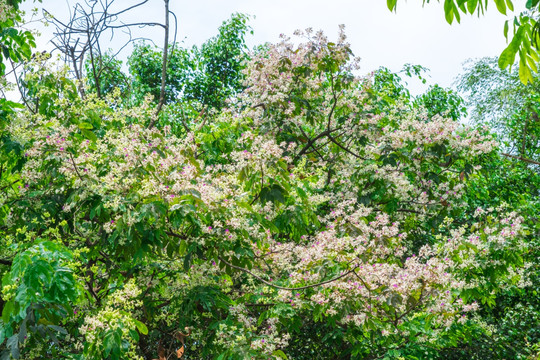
xmin=22 ymin=0 xmax=521 ymax=95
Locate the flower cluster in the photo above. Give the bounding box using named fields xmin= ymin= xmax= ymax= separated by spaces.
xmin=79 ymin=280 xmax=145 ymax=360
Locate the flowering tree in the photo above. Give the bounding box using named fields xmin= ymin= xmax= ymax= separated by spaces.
xmin=0 ymin=22 xmax=537 ymax=360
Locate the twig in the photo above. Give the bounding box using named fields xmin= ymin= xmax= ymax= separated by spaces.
xmin=0 ymin=180 xmax=21 ymax=192
xmin=68 ymin=152 xmax=84 ymax=181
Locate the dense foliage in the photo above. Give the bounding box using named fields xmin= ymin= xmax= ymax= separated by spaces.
xmin=0 ymin=3 xmax=539 ymax=360
xmin=127 ymin=13 xmax=250 ymax=110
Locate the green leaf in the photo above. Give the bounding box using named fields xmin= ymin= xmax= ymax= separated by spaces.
xmin=2 ymin=301 xmax=14 ymax=323
xmin=499 ymin=43 xmax=517 ymax=69
xmin=258 ymin=311 xmax=270 ymax=326
xmin=457 ymin=0 xmax=467 ymax=12
xmin=133 ymin=319 xmax=148 ymax=335
xmin=178 ymin=240 xmax=188 ymax=256
xmin=103 ymin=328 xmax=122 ymax=358
xmin=48 ymin=325 xmax=68 ymax=334
xmin=506 ymin=0 xmax=514 ymax=11
xmin=273 ymin=350 xmax=289 ymax=359
xmin=526 ymin=54 xmax=538 ymax=73
xmin=260 ymin=184 xmax=288 ymax=204
xmin=78 ymin=122 xmax=93 ymax=130
xmin=529 ymin=52 xmax=540 ymax=71
xmin=6 ymin=335 xmax=19 ymax=359
xmin=466 ymin=0 xmax=478 ymax=13
xmin=444 ymin=0 xmax=455 ymax=24
xmin=81 ymin=129 xmax=97 ymax=141
xmin=387 ymin=0 xmax=398 ymax=11
xmin=494 ymin=0 xmax=507 ymax=15
xmin=453 ymin=1 xmax=461 ymax=23
xmin=129 ymin=329 xmax=139 ymax=342
xmin=519 ymin=57 xmax=533 ymax=84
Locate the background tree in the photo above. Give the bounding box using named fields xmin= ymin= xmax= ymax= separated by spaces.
xmin=44 ymin=0 xmax=173 ymax=100
xmin=444 ymin=54 xmax=540 ymax=360
xmin=414 ymin=84 xmax=466 ymax=120
xmin=457 ymin=56 xmax=540 ymax=165
xmin=84 ymin=52 xmax=130 ymax=99
xmin=0 ymin=0 xmax=38 ymax=116
xmin=128 ymin=13 xmax=251 ymax=110
xmin=0 ymin=0 xmax=36 ymax=76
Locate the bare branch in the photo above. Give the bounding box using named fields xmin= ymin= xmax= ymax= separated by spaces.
xmin=151 ymin=0 xmax=170 ymax=126
xmin=106 ymin=22 xmax=166 ymax=30
xmin=43 ymin=0 xmax=167 ymax=97
xmin=111 ymin=0 xmax=150 ymax=17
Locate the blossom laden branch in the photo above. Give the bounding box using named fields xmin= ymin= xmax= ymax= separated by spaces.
xmin=218 ymin=255 xmax=360 ymax=291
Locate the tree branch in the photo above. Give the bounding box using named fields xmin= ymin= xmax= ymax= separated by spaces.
xmin=0 ymin=259 xmax=13 ymax=266
xmin=218 ymin=255 xmax=359 ymax=291
xmin=501 ymin=152 xmax=540 ymax=166
xmin=151 ymin=0 xmax=170 ymax=126
xmin=293 ymin=127 xmax=342 ymax=162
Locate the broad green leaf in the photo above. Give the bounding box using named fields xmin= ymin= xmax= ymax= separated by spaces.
xmin=529 ymin=48 xmax=540 ymax=62
xmin=133 ymin=319 xmax=148 ymax=335
xmin=6 ymin=335 xmax=19 ymax=359
xmin=467 ymin=0 xmax=479 ymax=13
xmin=499 ymin=41 xmax=518 ymax=69
xmin=48 ymin=325 xmax=68 ymax=334
xmin=453 ymin=1 xmax=461 ymax=22
xmin=81 ymin=129 xmax=97 ymax=141
xmin=103 ymin=329 xmax=122 ymax=358
xmin=260 ymin=184 xmax=288 ymax=204
xmin=129 ymin=329 xmax=139 ymax=342
xmin=526 ymin=54 xmax=538 ymax=73
xmin=519 ymin=57 xmax=533 ymax=84
xmin=494 ymin=0 xmax=507 ymax=15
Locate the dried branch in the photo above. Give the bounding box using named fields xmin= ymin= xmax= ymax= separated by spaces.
xmin=43 ymin=0 xmax=168 ymax=100
xmin=151 ymin=0 xmax=170 ymax=126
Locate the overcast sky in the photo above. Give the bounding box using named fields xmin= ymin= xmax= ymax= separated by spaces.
xmin=22 ymin=0 xmax=520 ymax=95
